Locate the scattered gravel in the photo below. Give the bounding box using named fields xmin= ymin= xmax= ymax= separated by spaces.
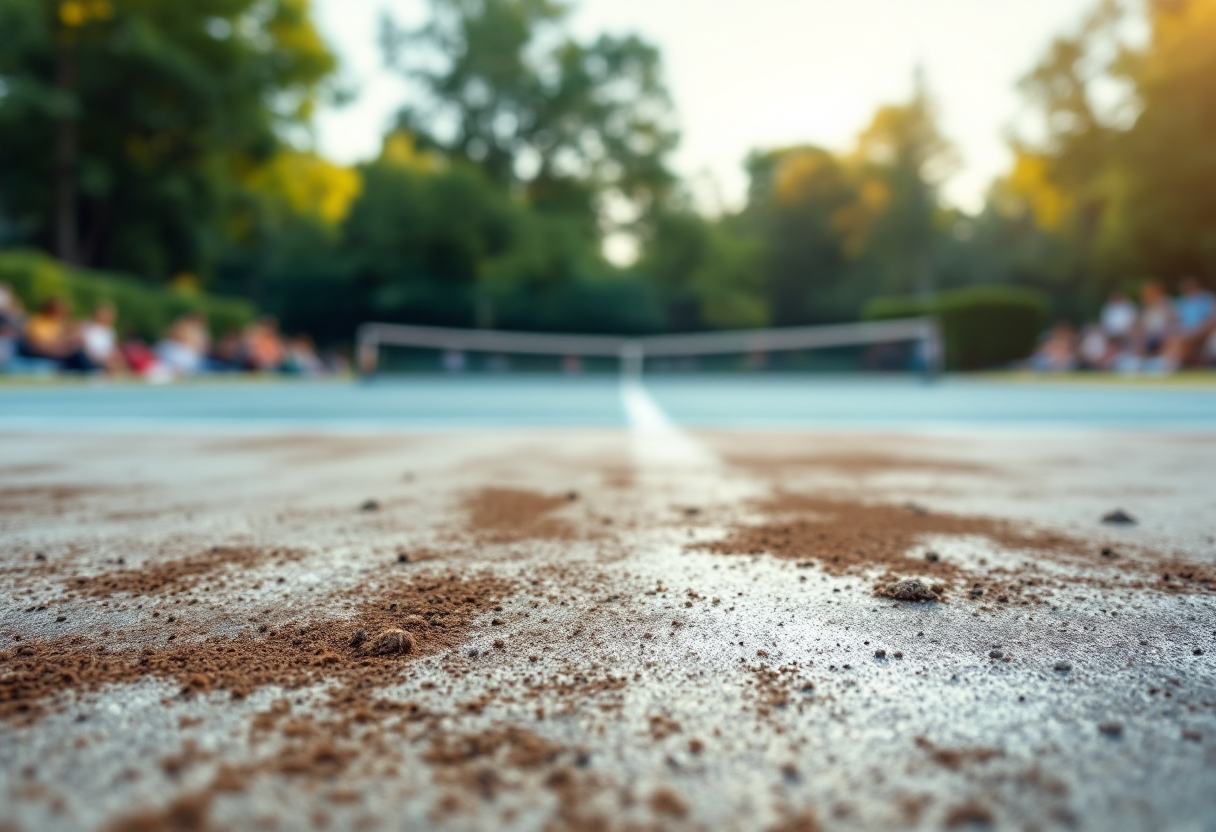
xmin=876 ymin=579 xmax=942 ymax=603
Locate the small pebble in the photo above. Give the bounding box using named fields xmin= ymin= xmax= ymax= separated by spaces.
xmin=360 ymin=499 xmax=380 ymax=512
xmin=989 ymin=649 xmax=1004 ymax=659
xmin=368 ymin=629 xmax=413 ymax=656
xmin=350 ymin=628 xmax=367 ymax=648
xmin=877 ymin=579 xmax=938 ymax=603
xmin=1102 ymin=509 xmax=1136 ymax=525
xmin=1098 ymin=721 xmax=1123 ymax=737
xmin=1054 ymin=660 xmax=1072 ymax=672
xmin=924 ymin=551 xmax=940 ymax=563
xmin=874 ymin=649 xmax=886 ymax=659
xmin=1194 ymin=648 xmax=1204 ymax=656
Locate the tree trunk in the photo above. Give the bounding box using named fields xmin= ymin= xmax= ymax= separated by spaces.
xmin=54 ymin=38 xmax=78 ymax=265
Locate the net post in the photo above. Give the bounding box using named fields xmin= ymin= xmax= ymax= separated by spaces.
xmin=356 ymin=324 xmax=379 ymax=382
xmin=921 ymin=318 xmax=943 ymax=382
xmin=620 ymin=341 xmax=644 ymax=382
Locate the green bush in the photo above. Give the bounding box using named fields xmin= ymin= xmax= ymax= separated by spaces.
xmin=0 ymin=249 xmax=256 ymax=340
xmin=864 ymin=285 xmax=1047 ymax=371
xmin=935 ymin=286 xmax=1046 ymax=370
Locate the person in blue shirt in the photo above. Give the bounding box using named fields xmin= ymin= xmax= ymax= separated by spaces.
xmin=1175 ymin=276 xmax=1215 ymax=335
xmin=1159 ymin=276 xmax=1216 ymax=369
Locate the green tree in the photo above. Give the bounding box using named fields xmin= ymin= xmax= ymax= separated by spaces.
xmin=382 ymin=0 xmax=678 ymax=237
xmin=1105 ymin=0 xmax=1216 ymax=278
xmin=0 ymin=0 xmax=336 ymax=278
xmin=849 ymin=70 xmax=959 ymax=300
xmin=998 ymin=0 xmax=1216 ymax=313
xmin=740 ymin=145 xmax=858 ymax=326
xmin=640 ymin=209 xmax=766 ymax=330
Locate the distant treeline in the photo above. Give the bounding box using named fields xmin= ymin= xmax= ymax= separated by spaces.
xmin=1 ymin=0 xmax=1214 ymax=360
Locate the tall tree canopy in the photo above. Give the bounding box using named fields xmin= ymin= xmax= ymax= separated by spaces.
xmin=0 ymin=0 xmax=337 ymax=278
xmin=382 ymin=0 xmax=678 ymax=236
xmin=1001 ymin=0 xmax=1216 ymax=291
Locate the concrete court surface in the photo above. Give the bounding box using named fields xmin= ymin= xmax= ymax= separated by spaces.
xmin=1 ymin=380 xmax=1215 ymax=832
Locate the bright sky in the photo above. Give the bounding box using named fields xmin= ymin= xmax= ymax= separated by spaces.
xmin=313 ymin=0 xmax=1099 ymax=215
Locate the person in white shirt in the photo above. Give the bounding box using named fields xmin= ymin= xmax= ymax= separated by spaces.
xmin=156 ymin=312 xmax=210 ymax=376
xmin=80 ymin=302 xmax=125 ymax=373
xmin=1099 ymin=290 xmax=1137 ymax=346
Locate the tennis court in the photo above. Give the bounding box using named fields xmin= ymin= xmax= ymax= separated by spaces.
xmin=2 ymin=375 xmax=1214 ymax=832
xmin=1 ymin=374 xmax=1214 ymax=429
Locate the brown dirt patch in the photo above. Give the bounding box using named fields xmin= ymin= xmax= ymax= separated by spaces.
xmin=425 ymin=725 xmax=568 ymax=771
xmin=63 ymin=546 xmax=307 ymax=599
xmin=915 ymin=736 xmax=1004 ymax=772
xmin=727 ymin=451 xmax=993 ymax=478
xmin=0 ymin=485 xmax=99 ymax=516
xmin=768 ymin=810 xmax=824 ymax=832
xmin=106 ymin=791 xmax=213 ymax=832
xmin=696 ymin=493 xmax=1079 ymax=580
xmin=697 ymin=492 xmax=1216 ymax=599
xmin=943 ymin=800 xmax=995 ymax=828
xmin=0 ymin=572 xmax=513 ymax=724
xmin=461 ymin=487 xmax=577 ymax=543
xmin=423 ymin=725 xmax=617 ymax=829
xmin=745 ymin=662 xmax=817 ymax=720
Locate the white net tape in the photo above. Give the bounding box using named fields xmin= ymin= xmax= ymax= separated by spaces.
xmin=356 ymin=318 xmax=942 ymax=378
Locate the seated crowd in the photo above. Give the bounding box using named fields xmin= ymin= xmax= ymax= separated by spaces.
xmin=1031 ymin=277 xmax=1216 ymax=373
xmin=0 ymin=284 xmax=340 ymax=378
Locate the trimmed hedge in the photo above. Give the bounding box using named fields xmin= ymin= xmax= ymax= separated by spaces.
xmin=864 ymin=285 xmax=1047 ymax=370
xmin=0 ymin=249 xmax=256 ymax=340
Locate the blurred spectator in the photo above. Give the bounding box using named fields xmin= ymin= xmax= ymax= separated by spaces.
xmin=156 ymin=311 xmax=210 ymax=376
xmin=1136 ymin=281 xmax=1176 ymax=356
xmin=1030 ymin=323 xmax=1077 ymax=372
xmin=243 ymin=316 xmax=286 ymax=371
xmin=81 ymin=302 xmax=126 ymax=374
xmin=17 ymin=298 xmax=95 ymax=371
xmin=1078 ymin=324 xmax=1111 ymax=370
xmin=208 ymin=329 xmax=244 ymax=371
xmin=1175 ymin=276 xmax=1215 ymax=335
xmin=0 ymin=282 xmax=23 ymax=367
xmin=284 ymin=335 xmax=326 ymax=376
xmin=1099 ymin=290 xmax=1137 ymax=347
xmin=120 ymin=339 xmax=159 ymax=376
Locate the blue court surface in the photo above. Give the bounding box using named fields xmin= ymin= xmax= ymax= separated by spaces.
xmin=0 ymin=374 xmax=1212 ymax=430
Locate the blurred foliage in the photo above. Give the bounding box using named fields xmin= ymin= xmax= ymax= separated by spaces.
xmin=0 ymin=0 xmax=336 ymax=277
xmin=0 ymin=248 xmax=255 ymax=338
xmin=1 ymin=0 xmax=1214 ymax=356
xmin=990 ymin=0 xmax=1216 ymax=313
xmin=935 ymin=286 xmax=1047 ymax=370
xmin=864 ymin=286 xmax=1047 ymax=370
xmin=382 ymin=0 xmax=678 ymax=233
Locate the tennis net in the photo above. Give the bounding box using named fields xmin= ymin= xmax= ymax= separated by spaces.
xmin=355 ymin=318 xmax=942 ymax=379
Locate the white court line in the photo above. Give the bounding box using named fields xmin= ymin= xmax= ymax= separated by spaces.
xmin=620 ymin=377 xmax=721 ymax=470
